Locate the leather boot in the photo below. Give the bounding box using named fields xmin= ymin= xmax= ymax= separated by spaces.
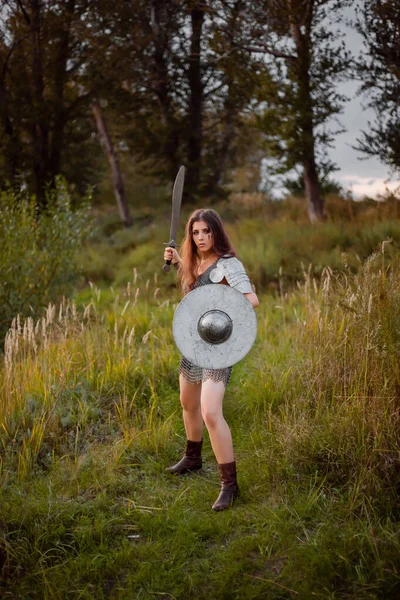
xmin=165 ymin=439 xmax=203 ymax=474
xmin=212 ymin=461 xmax=240 ymax=511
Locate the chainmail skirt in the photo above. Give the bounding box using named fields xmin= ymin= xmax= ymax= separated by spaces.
xmin=179 ymin=356 xmax=232 ymax=387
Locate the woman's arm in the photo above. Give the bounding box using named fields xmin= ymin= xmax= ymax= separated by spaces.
xmin=244 ymin=292 xmax=259 ymax=308
xmin=214 ymin=257 xmax=259 ymax=308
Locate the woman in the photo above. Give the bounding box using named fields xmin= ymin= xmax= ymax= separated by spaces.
xmin=164 ymin=208 xmax=259 ymax=511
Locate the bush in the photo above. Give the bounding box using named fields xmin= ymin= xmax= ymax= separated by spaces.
xmin=0 ymin=178 xmax=93 ymax=343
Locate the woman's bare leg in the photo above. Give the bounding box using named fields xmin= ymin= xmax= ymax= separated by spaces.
xmin=200 ymin=379 xmax=234 ymax=464
xmin=179 ymin=374 xmax=203 ymax=442
xmin=165 ymin=375 xmax=204 ymax=474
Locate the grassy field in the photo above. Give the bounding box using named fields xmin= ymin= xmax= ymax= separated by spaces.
xmin=1 ymin=197 xmax=400 ymax=598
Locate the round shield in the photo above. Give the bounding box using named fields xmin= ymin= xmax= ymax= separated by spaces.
xmin=172 ymin=284 xmax=257 ymax=369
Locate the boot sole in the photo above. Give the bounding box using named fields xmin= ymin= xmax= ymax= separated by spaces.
xmin=165 ymin=465 xmax=203 ymax=475
xmin=212 ymin=489 xmax=240 ymax=511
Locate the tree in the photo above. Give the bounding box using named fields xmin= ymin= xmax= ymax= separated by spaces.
xmin=92 ymin=0 xmax=262 ymax=201
xmin=236 ymin=0 xmax=352 ymax=222
xmin=0 ymin=0 xmax=102 ymax=206
xmin=355 ymin=0 xmax=400 ymax=173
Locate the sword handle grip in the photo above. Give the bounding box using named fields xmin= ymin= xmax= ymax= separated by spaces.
xmin=163 ymin=242 xmax=180 ymax=272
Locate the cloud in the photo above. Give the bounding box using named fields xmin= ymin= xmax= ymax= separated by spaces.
xmin=339 ymin=175 xmax=400 ymax=199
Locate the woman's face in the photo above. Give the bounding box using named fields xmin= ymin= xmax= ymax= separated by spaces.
xmin=192 ymin=220 xmax=214 ymax=254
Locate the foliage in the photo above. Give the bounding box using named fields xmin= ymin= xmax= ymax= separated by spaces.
xmin=0 ymin=0 xmax=105 ymax=203
xmin=0 ymin=178 xmax=93 ymax=343
xmin=355 ymin=0 xmax=400 ymax=172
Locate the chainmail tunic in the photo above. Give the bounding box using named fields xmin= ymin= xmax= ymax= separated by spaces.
xmin=179 ymin=257 xmax=250 ymax=387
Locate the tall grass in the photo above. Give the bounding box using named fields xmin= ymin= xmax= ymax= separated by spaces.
xmin=2 ymin=243 xmax=400 ymax=597
xmin=243 ymin=244 xmax=400 ymax=516
xmin=1 ymin=277 xmax=178 ymax=481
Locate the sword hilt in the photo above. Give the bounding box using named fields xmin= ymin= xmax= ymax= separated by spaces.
xmin=163 ymin=240 xmax=181 ymax=272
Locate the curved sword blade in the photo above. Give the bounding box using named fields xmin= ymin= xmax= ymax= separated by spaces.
xmin=168 ymin=165 xmax=185 ymax=245
xmin=163 ymin=165 xmax=185 ymax=272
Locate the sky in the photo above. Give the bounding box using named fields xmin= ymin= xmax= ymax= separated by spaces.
xmin=325 ymin=6 xmax=399 ymax=199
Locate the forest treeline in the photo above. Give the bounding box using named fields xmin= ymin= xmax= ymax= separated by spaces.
xmin=0 ymin=0 xmax=399 ymax=222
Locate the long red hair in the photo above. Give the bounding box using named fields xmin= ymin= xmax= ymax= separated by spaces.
xmin=179 ymin=208 xmax=236 ymax=292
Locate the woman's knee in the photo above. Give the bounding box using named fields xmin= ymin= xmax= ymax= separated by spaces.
xmin=201 ymin=407 xmax=221 ymax=430
xmin=180 ymin=390 xmax=201 ymax=412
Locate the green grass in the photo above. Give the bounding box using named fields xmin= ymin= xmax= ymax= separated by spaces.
xmin=2 ymin=235 xmax=400 ymax=598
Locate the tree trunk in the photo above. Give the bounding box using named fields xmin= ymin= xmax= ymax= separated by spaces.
xmin=186 ymin=4 xmax=205 ymax=200
xmin=30 ymin=0 xmax=49 ymax=208
xmin=48 ymin=0 xmax=76 ymax=179
xmin=0 ymin=79 xmax=17 ymax=182
xmin=206 ymin=105 xmax=234 ymax=196
xmin=92 ymin=101 xmax=132 ymax=227
xmin=0 ymin=82 xmax=13 ymax=139
xmin=289 ymin=13 xmax=326 ymax=223
xmin=303 ymin=158 xmax=325 ymax=223
xmin=206 ymin=3 xmax=239 ymax=196
xmin=149 ymin=0 xmax=180 ymax=179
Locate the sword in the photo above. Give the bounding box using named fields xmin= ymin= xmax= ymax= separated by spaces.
xmin=163 ymin=165 xmax=185 ymax=272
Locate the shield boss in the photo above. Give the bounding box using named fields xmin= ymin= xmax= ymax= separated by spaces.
xmin=173 ymin=284 xmax=257 ymax=369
